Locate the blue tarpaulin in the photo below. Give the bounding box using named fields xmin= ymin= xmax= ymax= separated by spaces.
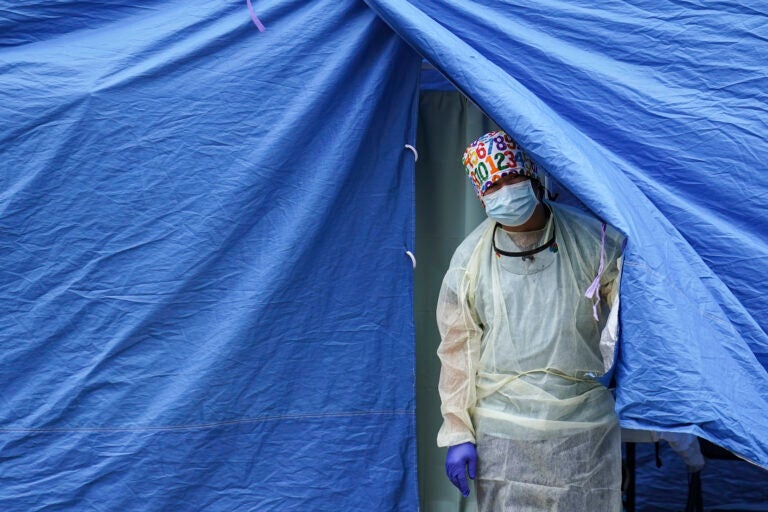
xmin=1 ymin=0 xmax=767 ymax=510
xmin=1 ymin=1 xmax=419 ymax=510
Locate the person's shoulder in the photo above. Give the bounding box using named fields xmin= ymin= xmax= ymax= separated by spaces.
xmin=550 ymin=202 xmax=625 ymax=252
xmin=449 ymin=219 xmax=493 ymax=269
xmin=550 ymin=202 xmax=601 ymax=230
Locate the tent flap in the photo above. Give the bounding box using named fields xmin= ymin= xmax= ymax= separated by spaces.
xmin=0 ymin=1 xmax=420 ymax=509
xmin=366 ymin=0 xmax=768 ymax=468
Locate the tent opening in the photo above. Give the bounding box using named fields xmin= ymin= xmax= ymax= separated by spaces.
xmin=412 ymin=75 xmax=768 ymax=511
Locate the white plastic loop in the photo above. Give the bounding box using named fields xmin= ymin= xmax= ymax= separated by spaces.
xmin=405 ymin=250 xmax=417 ymax=269
xmin=404 ymin=144 xmax=418 ymax=162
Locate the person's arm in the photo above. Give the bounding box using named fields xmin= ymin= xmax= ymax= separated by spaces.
xmin=436 ymin=266 xmax=482 ymax=447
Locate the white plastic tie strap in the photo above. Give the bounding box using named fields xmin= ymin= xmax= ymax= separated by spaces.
xmin=404 ymin=144 xmax=418 ymax=162
xmin=584 ymin=223 xmax=607 ymax=321
xmin=405 ymin=250 xmax=416 ymax=269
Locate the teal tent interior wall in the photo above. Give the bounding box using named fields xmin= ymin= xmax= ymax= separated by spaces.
xmin=415 ymin=91 xmax=494 ymax=512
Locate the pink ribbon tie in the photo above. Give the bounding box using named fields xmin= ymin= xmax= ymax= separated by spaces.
xmin=246 ymin=0 xmax=266 ymax=32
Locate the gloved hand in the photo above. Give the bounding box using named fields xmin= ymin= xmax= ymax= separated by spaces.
xmin=445 ymin=442 xmax=477 ymax=497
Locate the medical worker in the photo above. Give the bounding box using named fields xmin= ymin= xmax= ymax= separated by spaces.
xmin=437 ymin=131 xmax=625 ymax=511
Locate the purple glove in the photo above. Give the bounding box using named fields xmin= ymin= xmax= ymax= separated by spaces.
xmin=445 ymin=442 xmax=477 ymax=497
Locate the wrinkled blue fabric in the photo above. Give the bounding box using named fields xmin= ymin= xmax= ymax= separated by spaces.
xmin=366 ymin=0 xmax=768 ymax=469
xmin=634 ymin=442 xmax=768 ymax=511
xmin=3 ymin=0 xmax=768 ymax=509
xmin=446 ymin=442 xmax=477 ymax=497
xmin=0 ymin=1 xmax=419 ymax=510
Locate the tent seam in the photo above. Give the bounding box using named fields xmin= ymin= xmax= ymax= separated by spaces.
xmin=0 ymin=410 xmax=416 ymax=434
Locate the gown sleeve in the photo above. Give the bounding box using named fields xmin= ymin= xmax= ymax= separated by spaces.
xmin=436 ymin=265 xmax=483 ymax=447
xmin=598 ymin=225 xmax=626 ymax=373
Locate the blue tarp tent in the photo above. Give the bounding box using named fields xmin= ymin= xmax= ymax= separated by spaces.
xmin=1 ymin=1 xmax=766 ymax=510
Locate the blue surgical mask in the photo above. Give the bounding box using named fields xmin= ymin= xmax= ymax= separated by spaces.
xmin=483 ymin=180 xmax=539 ymax=227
